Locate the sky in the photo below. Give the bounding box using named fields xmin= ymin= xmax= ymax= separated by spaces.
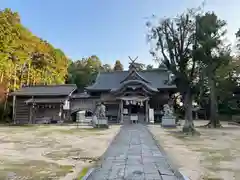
xmin=1 ymin=0 xmax=240 ymax=69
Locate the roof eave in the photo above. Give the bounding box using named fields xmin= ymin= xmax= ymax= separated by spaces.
xmin=120 ymin=71 xmax=150 ymax=84
xmin=85 ymin=88 xmax=111 ymax=92
xmin=10 ymin=93 xmax=74 ymax=97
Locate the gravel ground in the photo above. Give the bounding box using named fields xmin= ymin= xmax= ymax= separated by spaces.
xmin=0 ymin=124 xmax=120 ymax=180
xmin=148 ymin=120 xmax=240 ymax=180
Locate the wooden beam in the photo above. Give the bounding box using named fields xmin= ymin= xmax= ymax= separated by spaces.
xmin=128 ymin=56 xmax=138 ymax=63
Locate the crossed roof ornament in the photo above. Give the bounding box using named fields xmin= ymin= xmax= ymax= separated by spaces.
xmin=128 ymin=56 xmax=138 ymax=66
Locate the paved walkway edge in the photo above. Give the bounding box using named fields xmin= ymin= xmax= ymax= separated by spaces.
xmin=86 ymin=126 xmax=122 ymax=179
xmin=146 ymin=125 xmax=186 ymax=180
xmin=82 ymin=168 xmax=95 ymax=180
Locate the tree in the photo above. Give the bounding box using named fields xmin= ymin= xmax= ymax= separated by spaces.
xmin=113 ymin=60 xmax=123 ymax=71
xmin=129 ymin=62 xmax=145 ymax=71
xmin=158 ymin=63 xmax=167 ymax=69
xmin=196 ymin=12 xmax=229 ymax=128
xmin=147 ymin=9 xmax=199 ymax=133
xmin=236 ymin=29 xmax=240 ymax=53
xmin=102 ymin=64 xmax=112 ymax=72
xmin=0 ymin=8 xmax=69 ymax=120
xmin=146 ymin=64 xmax=153 ymax=70
xmin=217 ymin=58 xmax=239 ymax=111
xmin=66 ymin=55 xmax=103 ymax=89
xmin=0 ymin=8 xmax=68 ymax=89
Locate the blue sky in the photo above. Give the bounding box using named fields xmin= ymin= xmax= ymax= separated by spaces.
xmin=1 ymin=0 xmax=240 ymax=69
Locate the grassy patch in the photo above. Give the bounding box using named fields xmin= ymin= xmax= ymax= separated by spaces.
xmin=40 ymin=127 xmax=106 ymax=136
xmin=201 ymin=176 xmax=224 ymax=180
xmin=77 ymin=167 xmax=89 ymax=180
xmin=8 ymin=124 xmax=37 ymax=127
xmin=80 ymin=128 xmax=105 ymax=131
xmin=169 ymin=131 xmax=201 ymax=140
xmin=0 ymin=139 xmax=22 ymax=144
xmin=44 ymin=148 xmax=83 ymax=160
xmin=194 ymin=148 xmax=234 ymax=163
xmin=72 ymin=156 xmax=100 ymax=163
xmin=0 ymin=160 xmax=73 ymax=180
xmin=205 ymin=150 xmax=233 ymax=162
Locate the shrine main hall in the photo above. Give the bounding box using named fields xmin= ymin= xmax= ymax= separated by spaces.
xmin=71 ymin=59 xmax=177 ymax=124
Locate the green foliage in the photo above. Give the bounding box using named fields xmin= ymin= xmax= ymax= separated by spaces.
xmin=0 ymin=8 xmax=68 ymax=91
xmin=146 ymin=64 xmax=153 ymax=70
xmin=147 ymin=9 xmax=198 ymax=94
xmin=0 ymin=8 xmax=69 ymax=121
xmin=102 ymin=64 xmax=112 ymax=72
xmin=147 ymin=6 xmax=240 ymax=128
xmin=113 ymin=60 xmax=123 ymax=71
xmin=66 ymin=56 xmax=113 ymax=89
xmin=196 ymin=12 xmax=228 ymax=76
xmin=130 ymin=62 xmax=145 ymax=71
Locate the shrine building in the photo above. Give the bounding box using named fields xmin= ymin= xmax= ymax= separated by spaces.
xmin=11 ymin=58 xmax=177 ymax=124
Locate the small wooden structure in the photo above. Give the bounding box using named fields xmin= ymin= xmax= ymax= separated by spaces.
xmin=10 ymin=84 xmax=77 ymax=124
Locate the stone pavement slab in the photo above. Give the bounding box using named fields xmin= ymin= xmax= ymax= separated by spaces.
xmin=87 ymin=124 xmax=185 ymax=180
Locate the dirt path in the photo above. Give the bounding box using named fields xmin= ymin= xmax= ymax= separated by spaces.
xmin=148 ymin=121 xmax=240 ymax=180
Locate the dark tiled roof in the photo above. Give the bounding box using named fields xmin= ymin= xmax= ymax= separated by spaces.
xmin=120 ymin=71 xmax=149 ymax=84
xmin=71 ymin=92 xmax=91 ymax=99
xmin=86 ymin=69 xmax=176 ymax=90
xmin=11 ymin=84 xmax=77 ymax=96
xmin=25 ymin=98 xmax=66 ymax=104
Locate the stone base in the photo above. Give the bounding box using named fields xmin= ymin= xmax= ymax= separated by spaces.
xmin=161 ymin=116 xmax=176 ymax=127
xmin=149 ymin=119 xmax=154 ymax=124
xmin=92 ymin=118 xmax=108 ymax=128
xmin=93 ymin=124 xmax=109 ymax=128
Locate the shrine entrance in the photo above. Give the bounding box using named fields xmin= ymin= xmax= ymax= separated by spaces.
xmin=124 ymin=102 xmax=145 ymax=123
xmin=128 ymin=102 xmax=144 ymax=114
xmin=118 ymin=96 xmax=149 ymax=124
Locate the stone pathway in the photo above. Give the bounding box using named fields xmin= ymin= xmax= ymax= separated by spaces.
xmin=87 ymin=124 xmax=185 ymax=180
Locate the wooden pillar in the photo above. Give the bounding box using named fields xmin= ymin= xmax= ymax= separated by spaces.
xmin=120 ymin=100 xmax=123 ymax=123
xmin=59 ymin=104 xmax=63 ymax=122
xmin=29 ymin=105 xmax=32 ymax=124
xmin=145 ymin=100 xmax=149 ymax=123
xmin=30 ymin=102 xmax=35 ymax=124
xmin=29 ymin=97 xmax=35 ymax=124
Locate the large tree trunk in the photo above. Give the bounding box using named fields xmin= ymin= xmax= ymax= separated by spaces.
xmin=205 ymin=77 xmax=221 ymax=128
xmin=182 ymin=90 xmax=195 ymax=133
